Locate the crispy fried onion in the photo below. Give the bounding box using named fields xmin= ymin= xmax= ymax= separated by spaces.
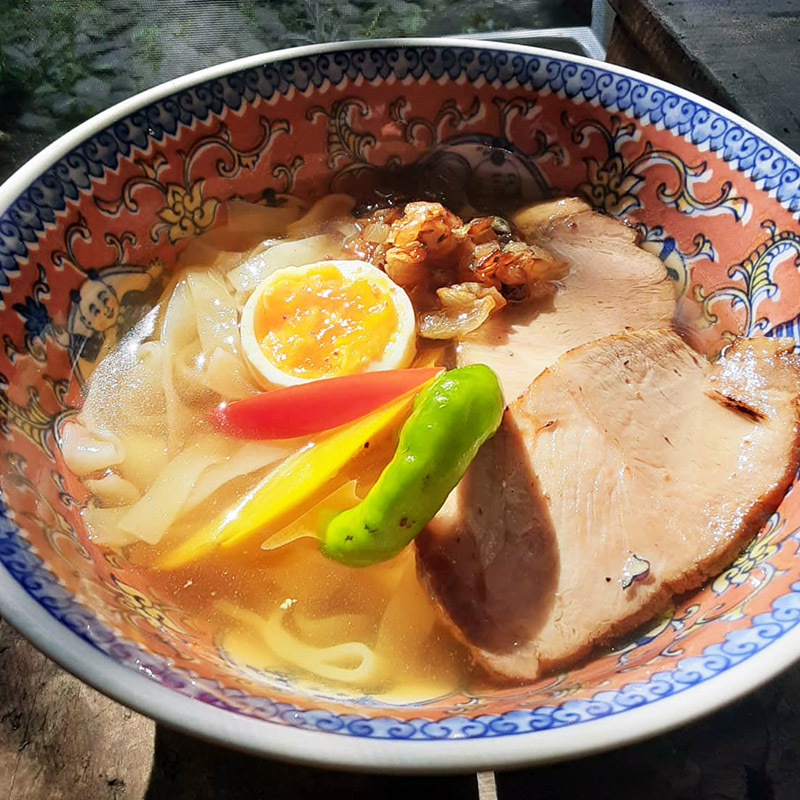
xmin=418 ymin=283 xmax=506 ymax=340
xmin=350 ymin=202 xmax=570 ymax=294
xmin=471 ymin=240 xmax=569 ymax=302
xmin=346 ymin=201 xmax=567 ymax=339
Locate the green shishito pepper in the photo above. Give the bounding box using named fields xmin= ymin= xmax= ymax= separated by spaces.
xmin=320 ymin=364 xmax=504 ymax=567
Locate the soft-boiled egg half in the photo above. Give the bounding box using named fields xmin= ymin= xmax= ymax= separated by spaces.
xmin=241 ymin=259 xmax=416 ymax=387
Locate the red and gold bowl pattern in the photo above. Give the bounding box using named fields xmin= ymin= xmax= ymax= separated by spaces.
xmin=1 ymin=41 xmax=800 ymax=766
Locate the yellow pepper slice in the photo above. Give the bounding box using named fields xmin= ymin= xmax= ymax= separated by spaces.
xmin=260 ymin=480 xmax=361 ymax=552
xmin=156 ymin=386 xmax=421 ymax=570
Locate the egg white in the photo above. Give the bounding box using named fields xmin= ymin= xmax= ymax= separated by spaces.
xmin=240 ymin=259 xmax=417 ymax=387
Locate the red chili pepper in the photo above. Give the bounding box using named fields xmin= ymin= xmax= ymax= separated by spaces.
xmin=209 ymin=368 xmax=442 ymax=440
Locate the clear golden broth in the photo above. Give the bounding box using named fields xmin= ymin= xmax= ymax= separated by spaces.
xmin=77 ymin=294 xmax=467 ymax=697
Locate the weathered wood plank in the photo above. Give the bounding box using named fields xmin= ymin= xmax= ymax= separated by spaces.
xmin=6 ymin=602 xmax=800 ymax=799
xmin=497 ymin=660 xmax=800 ymax=799
xmin=606 ymin=18 xmax=671 ymax=84
xmin=608 ymin=0 xmax=800 ymax=152
xmin=0 ymin=619 xmax=481 ymax=799
xmin=0 ymin=618 xmax=154 ymax=799
xmin=146 ymin=725 xmax=479 ymax=799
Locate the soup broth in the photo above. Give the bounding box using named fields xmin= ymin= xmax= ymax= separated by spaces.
xmin=65 ymin=193 xmax=774 ymax=694
xmin=61 ymin=195 xmax=511 ymax=699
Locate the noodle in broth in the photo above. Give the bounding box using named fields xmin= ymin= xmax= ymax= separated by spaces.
xmin=60 ymin=196 xmax=474 ymax=699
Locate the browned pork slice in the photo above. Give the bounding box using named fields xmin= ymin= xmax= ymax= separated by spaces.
xmin=456 ymin=200 xmax=676 ymax=402
xmin=417 ymin=331 xmax=800 ymax=680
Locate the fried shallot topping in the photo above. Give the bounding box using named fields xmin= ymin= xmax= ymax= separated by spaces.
xmin=346 ymin=201 xmax=566 ymax=339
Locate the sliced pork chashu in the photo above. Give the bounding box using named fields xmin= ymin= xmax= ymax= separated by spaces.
xmin=417 ymin=331 xmax=800 ymax=680
xmin=457 ymin=201 xmax=676 ymax=402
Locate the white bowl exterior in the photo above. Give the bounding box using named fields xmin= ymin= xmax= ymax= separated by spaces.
xmin=2 ymin=38 xmax=800 ymax=771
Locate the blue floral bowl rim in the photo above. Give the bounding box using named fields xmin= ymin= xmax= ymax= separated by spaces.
xmin=2 ymin=37 xmax=800 ymax=773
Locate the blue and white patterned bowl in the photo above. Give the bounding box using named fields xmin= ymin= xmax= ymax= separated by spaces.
xmin=2 ymin=39 xmax=800 ymax=771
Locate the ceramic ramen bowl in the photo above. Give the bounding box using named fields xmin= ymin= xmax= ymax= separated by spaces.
xmin=2 ymin=39 xmax=800 ymax=772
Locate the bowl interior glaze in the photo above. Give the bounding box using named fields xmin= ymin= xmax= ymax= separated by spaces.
xmin=2 ymin=41 xmax=800 ymax=769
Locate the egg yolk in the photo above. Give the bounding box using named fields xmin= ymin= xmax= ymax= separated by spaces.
xmin=254 ymin=264 xmax=399 ymax=379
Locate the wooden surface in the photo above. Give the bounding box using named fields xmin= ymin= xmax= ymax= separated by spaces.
xmin=607 ymin=0 xmax=800 ymax=154
xmin=0 ymin=621 xmax=484 ymax=799
xmin=5 ymin=2 xmax=800 ymax=797
xmin=4 ymin=610 xmax=800 ymax=799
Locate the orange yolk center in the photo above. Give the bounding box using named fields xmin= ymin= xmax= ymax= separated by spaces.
xmin=254 ymin=264 xmax=399 ymax=379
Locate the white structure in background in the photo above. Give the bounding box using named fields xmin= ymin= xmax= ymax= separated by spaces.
xmin=451 ymin=0 xmax=614 ymax=60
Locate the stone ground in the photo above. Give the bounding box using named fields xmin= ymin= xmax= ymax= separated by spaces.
xmin=0 ymin=0 xmax=587 ymax=180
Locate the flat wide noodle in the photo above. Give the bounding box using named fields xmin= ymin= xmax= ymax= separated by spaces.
xmin=72 ymin=255 xmax=304 ymax=550
xmin=83 ymin=505 xmax=138 ymax=548
xmin=59 ymin=422 xmax=125 ymax=477
xmin=116 ymin=432 xmax=168 ymax=492
xmin=203 ymin=348 xmax=259 ymax=400
xmin=85 ymin=473 xmax=142 ymax=507
xmin=187 ymin=271 xmax=241 ymax=356
xmin=226 ymin=234 xmax=344 ymax=294
xmin=220 ymin=603 xmax=378 ymax=685
xmin=284 ymin=194 xmax=355 ymax=238
xmin=182 ymin=441 xmax=294 ymax=518
xmin=117 ymin=438 xmax=234 ymax=545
